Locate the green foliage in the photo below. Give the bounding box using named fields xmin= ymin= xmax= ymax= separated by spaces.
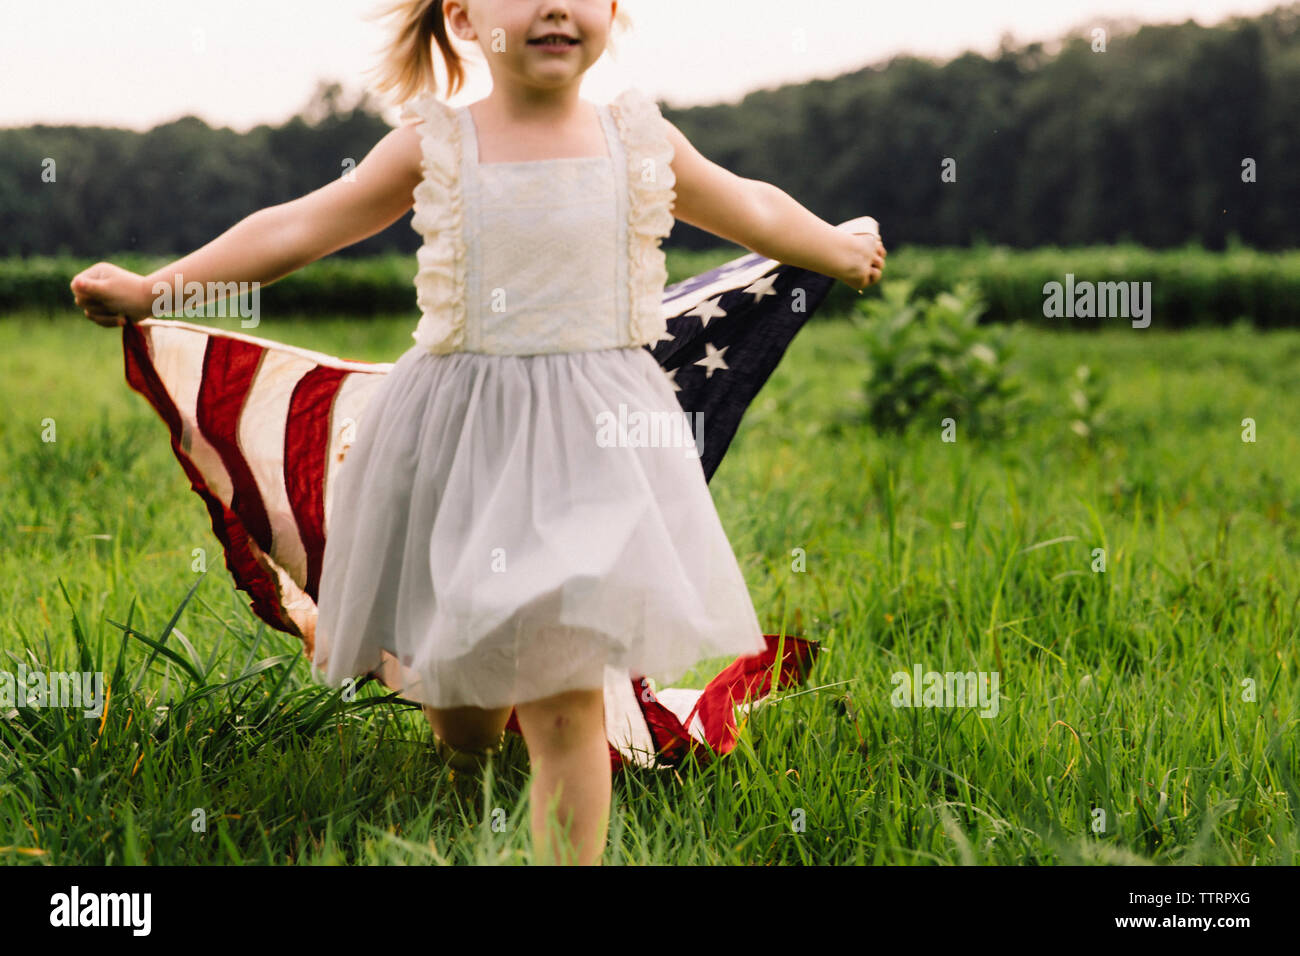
xmin=2 ymin=253 xmax=422 ymax=318
xmin=24 ymin=244 xmax=1300 ymax=327
xmin=1066 ymin=364 xmax=1110 ymax=443
xmin=866 ymin=244 xmax=1300 ymax=329
xmin=848 ymin=279 xmax=1025 ymax=438
xmin=820 ymin=244 xmax=1300 ymax=329
xmin=5 ymin=247 xmax=730 ymax=319
xmin=0 ymin=80 xmax=396 ymax=261
xmin=5 ymin=9 xmax=1300 ymax=263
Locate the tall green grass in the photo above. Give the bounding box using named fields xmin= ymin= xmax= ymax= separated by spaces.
xmin=1 ymin=311 xmax=1296 ymax=864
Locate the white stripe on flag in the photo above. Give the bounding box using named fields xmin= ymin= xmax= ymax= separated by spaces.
xmin=323 ymin=372 xmax=388 ymax=540
xmin=153 ymin=324 xmax=236 ymax=507
xmin=137 ymin=319 xmax=394 ymax=374
xmin=239 ymin=348 xmax=315 ymax=587
xmin=602 ymin=667 xmax=659 ymax=769
xmin=653 ymin=687 xmax=709 ymax=744
xmin=660 ymin=256 xmax=777 ymax=319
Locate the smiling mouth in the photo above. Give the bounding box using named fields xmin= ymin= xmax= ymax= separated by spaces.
xmin=528 ymin=37 xmax=580 ymax=47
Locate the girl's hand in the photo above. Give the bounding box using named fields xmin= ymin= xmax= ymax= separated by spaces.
xmin=70 ymin=262 xmax=151 ymax=327
xmin=847 ymin=232 xmax=887 ymax=291
xmin=835 ymin=217 xmax=887 ymax=292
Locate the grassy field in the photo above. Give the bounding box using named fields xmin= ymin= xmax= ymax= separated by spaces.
xmin=1 ymin=310 xmax=1297 ymax=864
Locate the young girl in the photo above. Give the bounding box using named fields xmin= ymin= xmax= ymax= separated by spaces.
xmin=71 ymin=0 xmax=885 ymax=865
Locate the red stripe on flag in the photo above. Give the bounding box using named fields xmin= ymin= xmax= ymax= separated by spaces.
xmin=122 ymin=323 xmax=297 ymax=635
xmin=683 ymin=634 xmax=820 ymax=761
xmin=285 ymin=365 xmax=348 ymax=601
xmin=197 ymin=337 xmax=274 ymax=555
xmin=637 ymin=693 xmax=694 ymax=765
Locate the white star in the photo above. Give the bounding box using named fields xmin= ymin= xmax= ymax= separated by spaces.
xmin=694 ymin=341 xmax=730 ymax=379
xmin=663 ymin=366 xmax=682 ymax=392
xmin=743 ymin=274 xmax=779 ymax=301
xmin=651 ymin=322 xmax=675 ymax=346
xmin=685 ymin=295 xmax=727 ymax=328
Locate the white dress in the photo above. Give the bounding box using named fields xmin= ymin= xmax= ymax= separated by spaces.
xmin=311 ymin=88 xmax=768 ymax=710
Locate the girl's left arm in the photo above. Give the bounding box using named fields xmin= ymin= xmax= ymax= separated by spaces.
xmin=662 ymin=120 xmax=883 ymax=290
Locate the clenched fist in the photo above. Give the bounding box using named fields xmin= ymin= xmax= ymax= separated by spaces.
xmin=836 ymin=216 xmax=887 ymax=292
xmin=70 ymin=262 xmax=151 ymax=327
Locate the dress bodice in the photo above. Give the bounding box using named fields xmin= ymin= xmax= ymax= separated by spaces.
xmin=399 ymin=88 xmax=678 ymax=356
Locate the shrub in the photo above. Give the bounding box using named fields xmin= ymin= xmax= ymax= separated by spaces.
xmin=848 ymin=279 xmax=1026 ymax=439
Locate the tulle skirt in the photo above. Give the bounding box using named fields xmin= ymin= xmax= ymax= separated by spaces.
xmin=311 ymin=342 xmax=767 ymax=710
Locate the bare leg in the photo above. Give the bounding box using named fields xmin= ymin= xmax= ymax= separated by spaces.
xmin=423 ymin=703 xmax=512 ymax=770
xmin=513 ymin=687 xmax=610 ymax=866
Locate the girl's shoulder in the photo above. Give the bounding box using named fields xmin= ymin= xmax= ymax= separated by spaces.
xmin=398 ymin=91 xmax=457 ymax=133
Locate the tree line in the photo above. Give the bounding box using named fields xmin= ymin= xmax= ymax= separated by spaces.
xmin=2 ymin=4 xmax=1296 ymax=258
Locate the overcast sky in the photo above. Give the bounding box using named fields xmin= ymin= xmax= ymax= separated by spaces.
xmin=0 ymin=0 xmax=1284 ymax=131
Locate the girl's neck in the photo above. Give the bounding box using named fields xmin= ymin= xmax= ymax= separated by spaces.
xmin=476 ymin=83 xmax=586 ymax=128
xmin=467 ymin=85 xmax=606 ymax=164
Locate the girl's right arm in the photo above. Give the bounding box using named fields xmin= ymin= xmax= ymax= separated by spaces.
xmin=72 ymin=121 xmax=426 ymax=326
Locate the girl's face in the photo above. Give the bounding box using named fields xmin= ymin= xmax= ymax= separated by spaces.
xmin=447 ymin=0 xmax=617 ymax=90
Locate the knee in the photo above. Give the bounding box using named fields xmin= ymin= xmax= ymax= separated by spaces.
xmin=423 ymin=704 xmax=509 ymax=753
xmin=515 ymin=690 xmax=604 ymax=751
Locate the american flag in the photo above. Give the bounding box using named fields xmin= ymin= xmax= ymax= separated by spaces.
xmin=120 ymin=237 xmax=858 ymax=770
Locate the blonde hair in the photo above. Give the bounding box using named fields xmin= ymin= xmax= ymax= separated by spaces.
xmin=365 ymin=0 xmax=633 ymax=105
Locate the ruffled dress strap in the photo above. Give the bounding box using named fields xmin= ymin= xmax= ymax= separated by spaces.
xmin=400 ymin=92 xmax=469 ymax=354
xmin=400 ymin=89 xmax=676 ymax=354
xmin=608 ymin=88 xmax=678 ymax=348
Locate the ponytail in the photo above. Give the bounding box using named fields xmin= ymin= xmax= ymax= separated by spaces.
xmin=365 ymin=0 xmax=465 ymax=105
